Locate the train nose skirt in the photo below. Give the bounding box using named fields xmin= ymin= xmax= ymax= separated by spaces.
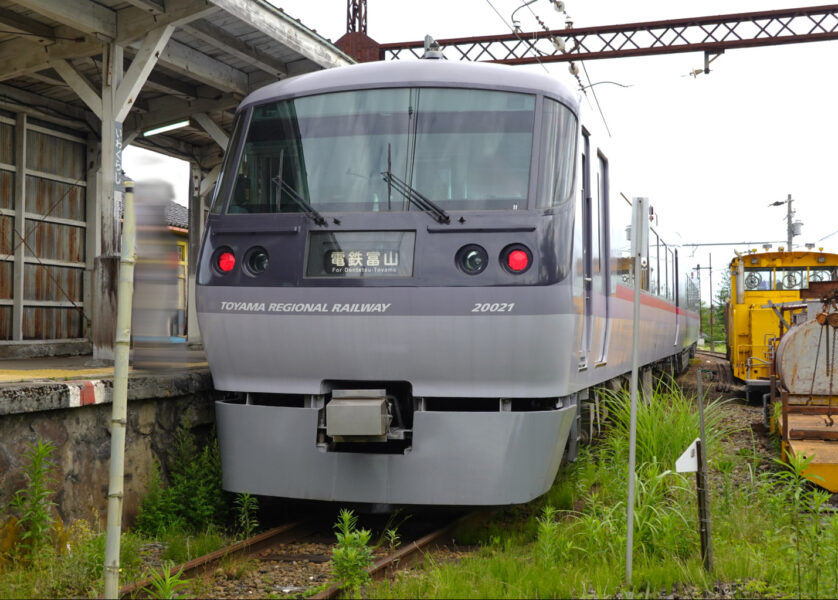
xmin=215 ymin=400 xmax=576 ymax=505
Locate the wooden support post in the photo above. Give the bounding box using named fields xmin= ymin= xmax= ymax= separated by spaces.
xmin=11 ymin=112 xmax=26 ymax=340
xmin=695 ymin=439 xmax=713 ymax=572
xmin=696 ymin=369 xmax=714 ymax=572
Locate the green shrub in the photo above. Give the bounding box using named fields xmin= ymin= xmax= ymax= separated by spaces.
xmin=134 ymin=427 xmax=228 ymax=537
xmin=135 ymin=459 xmax=183 ymax=536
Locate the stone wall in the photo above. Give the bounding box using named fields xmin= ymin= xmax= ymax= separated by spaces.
xmin=0 ymin=369 xmax=215 ymax=527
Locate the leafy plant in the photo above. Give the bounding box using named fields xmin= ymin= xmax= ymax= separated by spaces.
xmin=135 ymin=458 xmax=183 ymax=536
xmin=134 ymin=427 xmax=227 ymax=536
xmin=535 ymin=505 xmax=577 ymax=566
xmin=384 ymin=528 xmax=401 ymax=552
xmin=168 ymin=427 xmax=226 ymax=531
xmin=331 ymin=509 xmax=373 ymax=594
xmin=774 ymin=450 xmax=811 ymax=595
xmin=141 ymin=561 xmax=192 ymax=599
xmin=9 ymin=438 xmax=57 ymax=563
xmin=234 ymin=493 xmax=259 ymax=539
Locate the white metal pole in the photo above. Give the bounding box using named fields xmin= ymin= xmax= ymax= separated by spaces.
xmin=103 ymin=181 xmax=136 ymax=598
xmin=626 ymin=196 xmax=647 ymax=585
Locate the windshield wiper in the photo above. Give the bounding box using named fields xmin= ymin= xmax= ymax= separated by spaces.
xmin=272 ymin=175 xmax=328 ymax=226
xmin=381 ymin=170 xmax=450 ymax=224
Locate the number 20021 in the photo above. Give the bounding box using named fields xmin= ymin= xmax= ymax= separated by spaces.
xmin=472 ymin=302 xmax=515 ymax=313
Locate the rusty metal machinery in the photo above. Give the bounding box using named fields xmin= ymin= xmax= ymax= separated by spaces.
xmin=371 ymin=5 xmax=838 ymax=64
xmin=776 ymin=292 xmax=838 ymax=400
xmin=774 ymin=285 xmax=838 ymax=491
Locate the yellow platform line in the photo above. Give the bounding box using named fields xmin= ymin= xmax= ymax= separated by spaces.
xmin=0 ymin=363 xmax=208 ymax=384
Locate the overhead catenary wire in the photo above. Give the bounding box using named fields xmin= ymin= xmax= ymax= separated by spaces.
xmin=581 ymin=61 xmax=611 ymax=137
xmin=484 ymin=0 xmax=550 ymax=73
xmin=520 ymin=0 xmax=613 ymax=136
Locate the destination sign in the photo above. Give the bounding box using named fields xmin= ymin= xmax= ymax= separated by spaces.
xmin=306 ymin=231 xmax=415 ymax=278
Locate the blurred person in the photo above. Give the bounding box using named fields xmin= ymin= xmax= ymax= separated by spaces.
xmin=130 ymin=180 xmax=186 ymax=369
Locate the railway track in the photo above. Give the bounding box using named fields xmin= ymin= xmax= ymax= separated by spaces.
xmin=119 ymin=511 xmax=474 ymax=598
xmin=696 ymin=349 xmax=727 ymax=361
xmin=694 ymin=349 xmax=742 ymax=395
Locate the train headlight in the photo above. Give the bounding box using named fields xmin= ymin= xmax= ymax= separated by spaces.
xmin=501 ymin=244 xmax=532 ymax=274
xmin=214 ymin=248 xmax=236 ymax=274
xmin=244 ymin=247 xmax=269 ymax=276
xmin=456 ymin=244 xmax=488 ymax=275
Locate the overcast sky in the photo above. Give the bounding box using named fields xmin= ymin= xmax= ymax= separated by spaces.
xmin=123 ymin=0 xmax=838 ymax=293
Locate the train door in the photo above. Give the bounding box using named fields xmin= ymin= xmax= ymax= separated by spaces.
xmin=594 ymin=151 xmax=611 ymax=364
xmin=673 ymin=248 xmax=681 ymax=347
xmin=580 ymin=130 xmax=609 ymax=368
xmin=579 ymin=130 xmax=592 ymax=369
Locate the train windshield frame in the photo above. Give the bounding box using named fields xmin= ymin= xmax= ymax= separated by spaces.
xmin=217 ymin=87 xmax=572 ymax=215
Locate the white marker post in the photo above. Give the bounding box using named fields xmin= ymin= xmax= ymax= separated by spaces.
xmin=626 ymin=196 xmax=648 ymax=585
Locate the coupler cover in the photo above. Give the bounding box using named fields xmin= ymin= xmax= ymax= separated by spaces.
xmin=326 ymin=389 xmax=389 ymax=440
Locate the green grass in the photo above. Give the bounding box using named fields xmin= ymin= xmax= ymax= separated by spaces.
xmin=0 ymin=429 xmax=235 ymax=599
xmin=370 ymin=380 xmax=833 ymax=599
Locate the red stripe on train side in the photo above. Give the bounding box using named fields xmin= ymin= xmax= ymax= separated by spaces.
xmin=615 ymin=283 xmax=699 ymax=319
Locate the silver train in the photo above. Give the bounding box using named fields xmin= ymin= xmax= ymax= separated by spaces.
xmin=196 ymin=57 xmax=699 ymax=506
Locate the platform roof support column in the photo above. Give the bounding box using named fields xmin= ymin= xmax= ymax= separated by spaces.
xmin=92 ymin=24 xmax=174 ymax=360
xmin=11 ymin=112 xmax=26 ymax=340
xmin=92 ymin=43 xmax=123 ymax=360
xmin=187 ymin=162 xmax=208 ymax=346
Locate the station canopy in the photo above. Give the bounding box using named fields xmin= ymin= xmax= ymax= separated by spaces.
xmin=0 ymin=0 xmax=353 ymax=169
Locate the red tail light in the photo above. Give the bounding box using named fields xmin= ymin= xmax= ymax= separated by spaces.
xmin=217 ymin=251 xmax=236 ymax=273
xmin=507 ymin=250 xmax=529 ymax=272
xmin=501 ymin=245 xmax=532 ymax=274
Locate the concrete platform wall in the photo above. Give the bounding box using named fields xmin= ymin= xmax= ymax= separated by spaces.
xmin=0 ymin=370 xmax=215 ymax=526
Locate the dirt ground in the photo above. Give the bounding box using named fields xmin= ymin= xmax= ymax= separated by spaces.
xmin=675 ymin=351 xmax=779 ymax=479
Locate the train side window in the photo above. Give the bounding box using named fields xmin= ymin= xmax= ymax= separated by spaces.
xmin=743 ymin=267 xmax=772 ymax=291
xmin=666 ymin=248 xmax=678 ymax=300
xmin=775 ymin=267 xmax=804 ymax=290
xmin=536 ymin=97 xmax=578 ymax=208
xmin=597 ymin=151 xmax=610 ymax=284
xmin=612 ymin=195 xmax=632 ymax=288
xmin=648 ymin=231 xmax=659 ymax=295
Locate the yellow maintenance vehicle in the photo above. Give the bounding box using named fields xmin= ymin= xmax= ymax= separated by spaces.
xmin=725 ymin=249 xmax=838 ymax=403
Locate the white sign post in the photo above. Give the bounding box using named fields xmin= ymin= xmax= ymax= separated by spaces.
xmin=625 ymin=197 xmax=648 ymax=586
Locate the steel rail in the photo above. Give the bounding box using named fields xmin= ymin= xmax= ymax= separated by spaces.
xmin=118 ymin=520 xmax=312 ymax=597
xmin=310 ymin=513 xmax=472 ymax=600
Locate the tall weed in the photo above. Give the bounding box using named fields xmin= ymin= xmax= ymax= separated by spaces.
xmin=8 ymin=438 xmax=57 ymax=563
xmin=331 ymin=509 xmax=373 ymax=595
xmin=598 ymin=378 xmax=733 ymax=467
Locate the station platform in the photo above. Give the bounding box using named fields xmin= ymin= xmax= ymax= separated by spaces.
xmin=0 ymin=348 xmax=208 ymax=385
xmin=0 ymin=348 xmax=213 ymax=417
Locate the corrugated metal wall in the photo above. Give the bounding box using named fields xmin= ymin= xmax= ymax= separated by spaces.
xmin=0 ymin=113 xmax=88 ymax=341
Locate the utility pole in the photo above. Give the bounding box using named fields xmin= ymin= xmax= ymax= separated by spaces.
xmin=695 ymin=260 xmax=714 ymax=349
xmin=709 ymin=254 xmax=714 ymax=353
xmin=786 ymin=195 xmax=793 ymax=250
xmin=769 ymin=194 xmax=802 ymax=251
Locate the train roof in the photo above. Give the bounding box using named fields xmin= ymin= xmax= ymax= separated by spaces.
xmin=729 ymin=250 xmax=838 ymax=268
xmin=239 ymin=60 xmax=579 ymax=113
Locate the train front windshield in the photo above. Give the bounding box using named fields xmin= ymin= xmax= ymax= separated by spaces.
xmin=219 ymin=88 xmax=555 ymax=214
